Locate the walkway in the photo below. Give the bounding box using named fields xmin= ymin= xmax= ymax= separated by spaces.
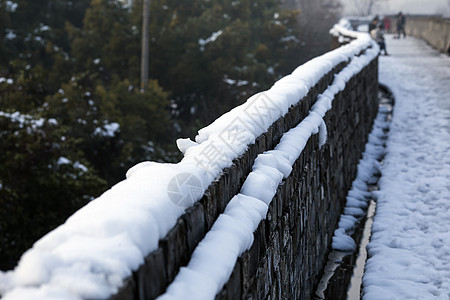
xmin=362 ymin=36 xmax=450 ymax=298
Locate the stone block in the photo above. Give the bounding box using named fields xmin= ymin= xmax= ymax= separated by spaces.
xmin=136 ymin=248 xmax=167 ymax=299
xmin=217 ymin=171 xmax=231 ymax=213
xmin=242 ymin=240 xmax=260 ymax=291
xmin=267 ymin=199 xmax=277 ymax=233
xmin=255 ymin=221 xmax=267 ymax=259
xmin=110 ymin=276 xmax=136 ymax=300
xmin=200 ymin=189 xmax=217 ymax=231
xmin=255 ymin=135 xmax=267 ymax=154
xmin=265 ymin=125 xmax=274 ymax=149
xmin=182 ymin=202 xmax=206 ymax=255
xmin=216 ymin=260 xmax=242 ymax=300
xmin=159 ymin=218 xmax=188 ymax=281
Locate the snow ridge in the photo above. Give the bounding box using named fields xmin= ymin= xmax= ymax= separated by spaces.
xmin=332 ymin=105 xmax=390 ymax=252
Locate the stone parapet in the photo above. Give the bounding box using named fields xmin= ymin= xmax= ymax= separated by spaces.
xmin=405 ymin=16 xmax=450 ymax=54
xmin=111 ymin=55 xmax=378 ymax=300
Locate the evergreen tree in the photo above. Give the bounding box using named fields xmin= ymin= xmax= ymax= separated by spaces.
xmin=0 ymin=0 xmax=12 ymax=68
xmin=130 ymin=0 xmax=304 ymax=134
xmin=1 ymin=0 xmax=90 ymax=71
xmin=282 ymin=0 xmax=341 ymax=63
xmin=60 ymin=0 xmax=177 ymax=184
xmin=45 ymin=77 xmax=175 ymax=185
xmin=0 ymin=0 xmax=338 ymax=269
xmin=68 ymin=0 xmax=140 ymax=86
xmin=0 ymin=77 xmax=106 ymax=269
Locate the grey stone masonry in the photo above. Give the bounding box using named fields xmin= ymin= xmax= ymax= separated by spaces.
xmin=215 ymin=58 xmax=379 ymax=300
xmin=405 ymin=16 xmax=450 ymax=55
xmin=109 ymin=54 xmax=379 ymax=300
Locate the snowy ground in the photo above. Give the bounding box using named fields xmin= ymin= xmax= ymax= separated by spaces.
xmin=362 ymin=36 xmax=450 ymax=299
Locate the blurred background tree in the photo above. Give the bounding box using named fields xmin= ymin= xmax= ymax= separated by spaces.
xmin=0 ymin=0 xmax=340 ymax=270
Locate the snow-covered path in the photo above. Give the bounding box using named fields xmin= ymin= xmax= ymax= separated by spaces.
xmin=362 ymin=36 xmax=450 ymax=299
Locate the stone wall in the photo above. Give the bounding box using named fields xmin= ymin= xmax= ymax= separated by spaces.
xmin=216 ymin=58 xmax=379 ymax=300
xmin=110 ymin=54 xmax=379 ymax=300
xmin=405 ymin=16 xmax=450 ymax=54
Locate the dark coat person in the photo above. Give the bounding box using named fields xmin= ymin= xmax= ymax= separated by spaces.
xmin=396 ymin=12 xmax=406 ymax=38
xmin=369 ymin=16 xmax=379 ymax=33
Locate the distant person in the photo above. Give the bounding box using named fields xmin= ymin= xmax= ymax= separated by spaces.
xmin=371 ymin=24 xmax=388 ymax=55
xmin=396 ymin=12 xmax=406 ymax=38
xmin=369 ymin=16 xmax=379 ymax=33
xmin=383 ymin=16 xmax=391 ymax=33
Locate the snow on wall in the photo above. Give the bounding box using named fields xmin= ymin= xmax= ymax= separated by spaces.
xmin=331 ymin=107 xmax=390 ymax=252
xmin=159 ymin=44 xmax=379 ymax=300
xmin=0 ymin=24 xmax=378 ymax=300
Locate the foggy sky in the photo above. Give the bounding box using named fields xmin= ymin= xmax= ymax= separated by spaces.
xmin=341 ymin=0 xmax=450 ymax=16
